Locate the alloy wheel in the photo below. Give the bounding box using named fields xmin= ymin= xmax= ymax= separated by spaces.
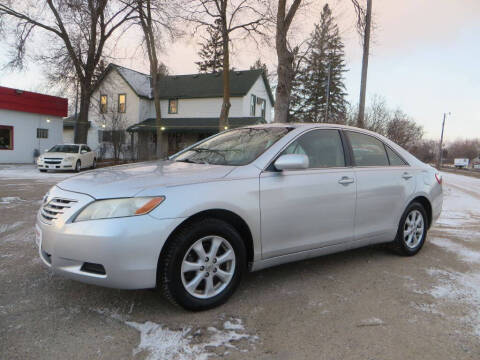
xmin=181 ymin=235 xmax=236 ymax=299
xmin=403 ymin=209 xmax=424 ymax=249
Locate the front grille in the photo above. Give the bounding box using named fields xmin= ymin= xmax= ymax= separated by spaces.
xmin=44 ymin=158 xmax=62 ymax=165
xmin=41 ymin=197 xmax=77 ymax=222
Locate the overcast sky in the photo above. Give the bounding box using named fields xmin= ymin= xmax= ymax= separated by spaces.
xmin=0 ymin=0 xmax=479 ymax=142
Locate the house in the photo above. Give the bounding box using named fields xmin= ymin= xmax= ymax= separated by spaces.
xmin=76 ymin=63 xmax=274 ymax=158
xmin=0 ymin=86 xmax=67 ymax=163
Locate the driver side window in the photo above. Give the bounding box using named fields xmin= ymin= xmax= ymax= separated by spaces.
xmin=281 ymin=129 xmax=346 ymax=168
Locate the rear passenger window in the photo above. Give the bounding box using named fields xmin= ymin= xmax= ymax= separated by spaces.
xmin=385 ymin=146 xmax=406 ymax=166
xmin=282 ymin=129 xmax=345 ymax=168
xmin=347 ymin=131 xmax=389 ymax=166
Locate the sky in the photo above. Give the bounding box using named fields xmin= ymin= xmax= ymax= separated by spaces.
xmin=0 ymin=0 xmax=479 ymax=142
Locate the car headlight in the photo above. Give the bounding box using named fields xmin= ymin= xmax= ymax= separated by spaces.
xmin=74 ymin=196 xmax=165 ymax=222
xmin=64 ymin=156 xmax=75 ymax=162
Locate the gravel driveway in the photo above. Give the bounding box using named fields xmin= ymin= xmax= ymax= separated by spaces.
xmin=1 ymin=166 xmax=479 ymax=359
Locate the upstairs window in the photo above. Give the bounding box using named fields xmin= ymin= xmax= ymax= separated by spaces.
xmin=100 ymin=95 xmax=108 ymax=114
xmin=168 ymin=99 xmax=178 ymax=114
xmin=37 ymin=128 xmax=49 ymax=139
xmin=118 ymin=94 xmax=126 ymax=113
xmin=0 ymin=125 xmax=13 ymax=150
xmin=250 ymin=95 xmax=256 ymax=116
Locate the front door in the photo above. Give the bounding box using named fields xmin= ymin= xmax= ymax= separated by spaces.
xmin=260 ymin=129 xmax=356 ymax=259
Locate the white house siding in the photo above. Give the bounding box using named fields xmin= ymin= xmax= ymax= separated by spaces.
xmin=63 ymin=128 xmax=74 ymax=144
xmin=243 ymin=76 xmax=273 ymax=122
xmin=87 ymin=70 xmax=143 ymax=151
xmin=159 ymin=97 xmax=244 ymax=119
xmin=0 ymin=109 xmax=63 ymax=163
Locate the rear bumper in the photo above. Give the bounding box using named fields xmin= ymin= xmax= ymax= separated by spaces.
xmin=36 ymin=211 xmax=185 ymax=289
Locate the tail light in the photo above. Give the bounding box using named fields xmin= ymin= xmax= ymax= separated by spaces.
xmin=435 ymin=173 xmax=442 ymax=185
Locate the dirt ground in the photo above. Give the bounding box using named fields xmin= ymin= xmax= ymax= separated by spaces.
xmin=1 ymin=167 xmax=479 ymax=360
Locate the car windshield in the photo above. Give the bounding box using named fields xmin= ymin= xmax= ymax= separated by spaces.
xmin=174 ymin=127 xmax=290 ymax=166
xmin=48 ymin=145 xmax=79 ymax=153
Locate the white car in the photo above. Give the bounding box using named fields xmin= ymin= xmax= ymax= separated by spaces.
xmin=37 ymin=144 xmax=96 ymax=172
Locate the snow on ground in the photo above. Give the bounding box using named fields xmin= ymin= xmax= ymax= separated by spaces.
xmin=0 ymin=165 xmax=74 ymax=180
xmin=423 ymin=172 xmax=480 ymax=337
xmin=93 ymin=308 xmax=258 ymax=360
xmin=436 ymin=172 xmax=480 ymax=230
xmin=126 ymin=319 xmax=257 ymax=360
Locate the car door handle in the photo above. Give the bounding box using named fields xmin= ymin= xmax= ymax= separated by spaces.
xmin=338 ymin=176 xmax=355 ymax=185
xmin=402 ymin=172 xmax=413 ymax=180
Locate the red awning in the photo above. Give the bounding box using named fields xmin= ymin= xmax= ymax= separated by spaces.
xmin=0 ymin=86 xmax=68 ymax=117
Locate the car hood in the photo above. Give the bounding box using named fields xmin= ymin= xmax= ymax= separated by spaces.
xmin=56 ymin=160 xmax=235 ymax=199
xmin=42 ymin=152 xmax=74 ymax=158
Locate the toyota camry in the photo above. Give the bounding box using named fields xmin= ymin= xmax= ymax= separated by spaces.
xmin=36 ymin=124 xmax=443 ymax=310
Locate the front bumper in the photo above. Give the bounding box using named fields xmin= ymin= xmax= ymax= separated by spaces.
xmin=36 ymin=187 xmax=184 ymax=289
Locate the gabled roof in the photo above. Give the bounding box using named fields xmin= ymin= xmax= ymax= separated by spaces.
xmin=100 ymin=64 xmax=274 ymax=105
xmin=127 ymin=117 xmax=266 ymax=133
xmin=156 ymin=70 xmax=275 ymax=105
xmin=115 ymin=65 xmax=152 ymax=98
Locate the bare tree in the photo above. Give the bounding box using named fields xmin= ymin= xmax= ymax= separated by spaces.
xmin=182 ymin=0 xmax=269 ymax=131
xmin=0 ymin=0 xmax=137 ymax=144
xmin=132 ymin=0 xmax=177 ymax=158
xmin=272 ymin=0 xmax=302 ymax=123
xmin=386 ymin=109 xmax=423 ymax=149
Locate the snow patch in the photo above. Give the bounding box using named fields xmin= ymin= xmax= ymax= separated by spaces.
xmin=357 ymin=317 xmax=385 ymax=327
xmin=0 ymin=221 xmax=24 ymax=234
xmin=0 ymin=196 xmax=25 ymax=204
xmin=125 ymin=318 xmax=257 ymax=360
xmin=426 ymin=268 xmax=480 ymax=336
xmin=92 ymin=308 xmax=258 ymax=360
xmin=430 ymin=237 xmax=480 ymax=264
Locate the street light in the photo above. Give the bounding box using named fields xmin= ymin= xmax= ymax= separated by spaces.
xmin=437 ymin=112 xmax=451 ymax=169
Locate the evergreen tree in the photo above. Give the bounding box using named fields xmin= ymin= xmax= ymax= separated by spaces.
xmin=290 ymin=4 xmax=348 ymax=123
xmin=195 ymin=19 xmax=224 ymax=73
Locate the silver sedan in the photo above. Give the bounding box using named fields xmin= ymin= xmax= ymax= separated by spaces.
xmin=35 ymin=124 xmax=443 ymax=310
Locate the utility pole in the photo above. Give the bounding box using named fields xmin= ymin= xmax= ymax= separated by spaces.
xmin=357 ymin=0 xmax=372 ymax=129
xmin=437 ymin=112 xmax=450 ymax=169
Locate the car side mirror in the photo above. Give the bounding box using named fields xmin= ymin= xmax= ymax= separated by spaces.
xmin=81 ymin=150 xmax=88 ymax=154
xmin=274 ymin=154 xmax=309 ymax=171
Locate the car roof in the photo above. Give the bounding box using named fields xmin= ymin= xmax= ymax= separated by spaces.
xmin=246 ymin=122 xmax=367 ymax=132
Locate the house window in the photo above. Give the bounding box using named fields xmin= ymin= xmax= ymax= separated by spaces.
xmin=37 ymin=128 xmax=49 ymax=139
xmin=250 ymin=95 xmax=256 ymax=116
xmin=0 ymin=125 xmax=13 ymax=150
xmin=168 ymin=99 xmax=178 ymax=114
xmin=118 ymin=94 xmax=126 ymax=113
xmin=258 ymin=97 xmax=266 ymax=118
xmin=100 ymin=95 xmax=108 ymax=114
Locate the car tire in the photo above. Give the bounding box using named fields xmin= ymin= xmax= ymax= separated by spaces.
xmin=92 ymin=159 xmax=96 ymax=169
xmin=390 ymin=202 xmax=428 ymax=256
xmin=158 ymin=218 xmax=246 ymax=311
xmin=39 ymin=169 xmax=47 ymax=173
xmin=75 ymin=160 xmax=81 ymax=173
